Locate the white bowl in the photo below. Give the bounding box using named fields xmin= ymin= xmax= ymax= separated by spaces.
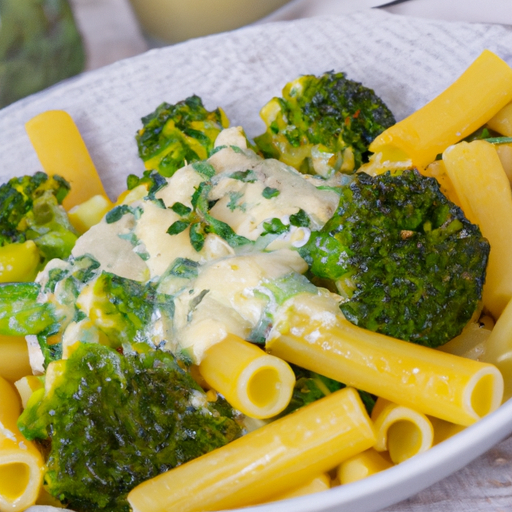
xmin=1 ymin=9 xmax=512 ymax=512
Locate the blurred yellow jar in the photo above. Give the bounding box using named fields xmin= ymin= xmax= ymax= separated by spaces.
xmin=128 ymin=0 xmax=292 ymax=44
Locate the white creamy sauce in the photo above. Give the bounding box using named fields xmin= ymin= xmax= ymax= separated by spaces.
xmin=209 ymin=149 xmax=339 ymax=240
xmin=55 ymin=128 xmax=342 ymax=362
xmin=134 ymin=200 xmax=194 ymax=278
xmin=71 ymin=212 xmax=149 ymax=282
xmin=171 ymin=249 xmax=308 ymax=361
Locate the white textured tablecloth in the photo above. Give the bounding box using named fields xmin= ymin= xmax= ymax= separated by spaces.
xmin=70 ymin=0 xmax=512 ymax=71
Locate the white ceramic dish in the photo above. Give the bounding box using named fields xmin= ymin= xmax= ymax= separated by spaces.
xmin=1 ymin=9 xmax=512 ymax=512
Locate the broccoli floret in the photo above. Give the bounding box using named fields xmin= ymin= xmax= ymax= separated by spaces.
xmin=300 ymin=169 xmax=490 ymax=347
xmin=18 ymin=342 xmax=242 ymax=512
xmin=136 ymin=95 xmax=229 ymax=177
xmin=0 ymin=171 xmax=77 ymax=263
xmin=254 ymin=71 xmax=396 ymax=177
xmin=0 ymin=282 xmax=57 ymax=336
xmin=79 ymin=271 xmax=174 ymax=350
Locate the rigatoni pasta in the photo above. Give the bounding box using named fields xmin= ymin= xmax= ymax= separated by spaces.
xmin=371 ymin=398 xmax=433 ymax=464
xmin=479 ymin=297 xmax=512 ymax=401
xmin=198 ymin=333 xmax=295 ymax=418
xmin=487 ymin=101 xmax=512 ymax=136
xmin=443 ymin=140 xmax=512 ymax=319
xmin=25 ymin=110 xmax=111 ymax=210
xmin=337 ymin=449 xmax=392 ymax=485
xmin=262 ymin=473 xmax=331 ymax=503
xmin=0 ymin=377 xmax=44 ymax=512
xmin=369 ymin=50 xmax=512 ymax=169
xmin=127 ymin=387 xmax=375 ymax=512
xmin=0 ymin=242 xmax=40 ymax=284
xmin=0 ymin=336 xmax=32 ymax=383
xmin=267 ymin=294 xmax=504 ymax=426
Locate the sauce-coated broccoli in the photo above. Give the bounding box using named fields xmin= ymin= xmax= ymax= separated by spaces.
xmin=0 ymin=282 xmax=56 ymax=336
xmin=0 ymin=171 xmax=77 ymax=262
xmin=18 ymin=342 xmax=242 ymax=512
xmin=254 ymin=71 xmax=396 ymax=177
xmin=300 ymin=169 xmax=490 ymax=347
xmin=136 ymin=95 xmax=229 ymax=177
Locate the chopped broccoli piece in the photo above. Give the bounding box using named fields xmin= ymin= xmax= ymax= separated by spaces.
xmin=276 ymin=365 xmax=375 ymax=417
xmin=80 ymin=271 xmax=174 ymax=349
xmin=136 ymin=95 xmax=229 ymax=177
xmin=276 ymin=366 xmax=344 ymax=417
xmin=254 ymin=71 xmax=395 ymax=177
xmin=300 ymin=169 xmax=490 ymax=347
xmin=0 ymin=282 xmax=57 ymax=335
xmin=0 ymin=171 xmax=77 ymax=264
xmin=18 ymin=342 xmax=242 ymax=512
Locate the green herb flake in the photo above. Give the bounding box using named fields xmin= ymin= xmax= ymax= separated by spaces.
xmin=205 ymin=216 xmax=251 ymax=248
xmin=105 ymin=205 xmax=132 ymax=224
xmin=262 ymin=187 xmax=280 ymax=199
xmin=168 ymin=258 xmax=199 ymax=279
xmin=227 ymin=191 xmax=245 ymax=212
xmin=261 ymin=218 xmax=288 ymax=236
xmin=189 ymin=223 xmax=206 ymax=252
xmin=192 ymin=162 xmax=216 ymax=180
xmin=170 ymin=202 xmax=192 ymax=216
xmin=229 ymin=170 xmax=257 ymax=183
xmin=167 ymin=220 xmax=190 ymax=236
xmin=289 ymin=209 xmax=310 ymax=228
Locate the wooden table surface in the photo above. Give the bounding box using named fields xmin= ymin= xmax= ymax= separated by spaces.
xmin=67 ymin=1 xmax=512 ymax=510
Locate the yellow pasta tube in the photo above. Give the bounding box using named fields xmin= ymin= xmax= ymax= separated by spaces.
xmin=128 ymin=387 xmax=376 ymax=512
xmin=487 ymin=101 xmax=512 ymax=136
xmin=267 ymin=300 xmax=503 ymax=426
xmin=14 ymin=376 xmax=44 ymax=409
xmin=371 ymin=398 xmax=433 ymax=464
xmin=199 ymin=334 xmax=295 ymax=419
xmin=0 ymin=241 xmax=40 ymax=284
xmin=0 ymin=376 xmax=44 ymax=512
xmin=443 ymin=140 xmax=512 ymax=319
xmin=429 ymin=416 xmax=465 ymax=445
xmin=438 ymin=322 xmax=491 ymax=360
xmin=420 ymin=159 xmax=461 ymax=207
xmin=479 ymin=297 xmax=512 ymax=401
xmin=25 ymin=110 xmax=110 ymax=210
xmin=259 ymin=473 xmax=331 ymax=504
xmin=496 ymin=143 xmax=512 ymax=183
xmin=0 ymin=336 xmax=32 ymax=383
xmin=337 ymin=449 xmax=393 ymax=485
xmin=67 ymin=194 xmax=114 ymax=235
xmin=369 ymin=50 xmax=512 ymax=168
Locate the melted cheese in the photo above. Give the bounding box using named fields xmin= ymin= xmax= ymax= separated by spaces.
xmin=71 ymin=213 xmax=149 ymax=282
xmin=172 ymin=250 xmax=308 ymax=361
xmin=156 ymin=164 xmax=205 ymax=208
xmin=56 ymin=128 xmax=344 ymax=361
xmin=134 ymin=201 xmax=197 ymax=278
xmin=209 ymin=150 xmax=339 ymax=240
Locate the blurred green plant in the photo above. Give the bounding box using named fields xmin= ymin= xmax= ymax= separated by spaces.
xmin=0 ymin=0 xmax=85 ymax=108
